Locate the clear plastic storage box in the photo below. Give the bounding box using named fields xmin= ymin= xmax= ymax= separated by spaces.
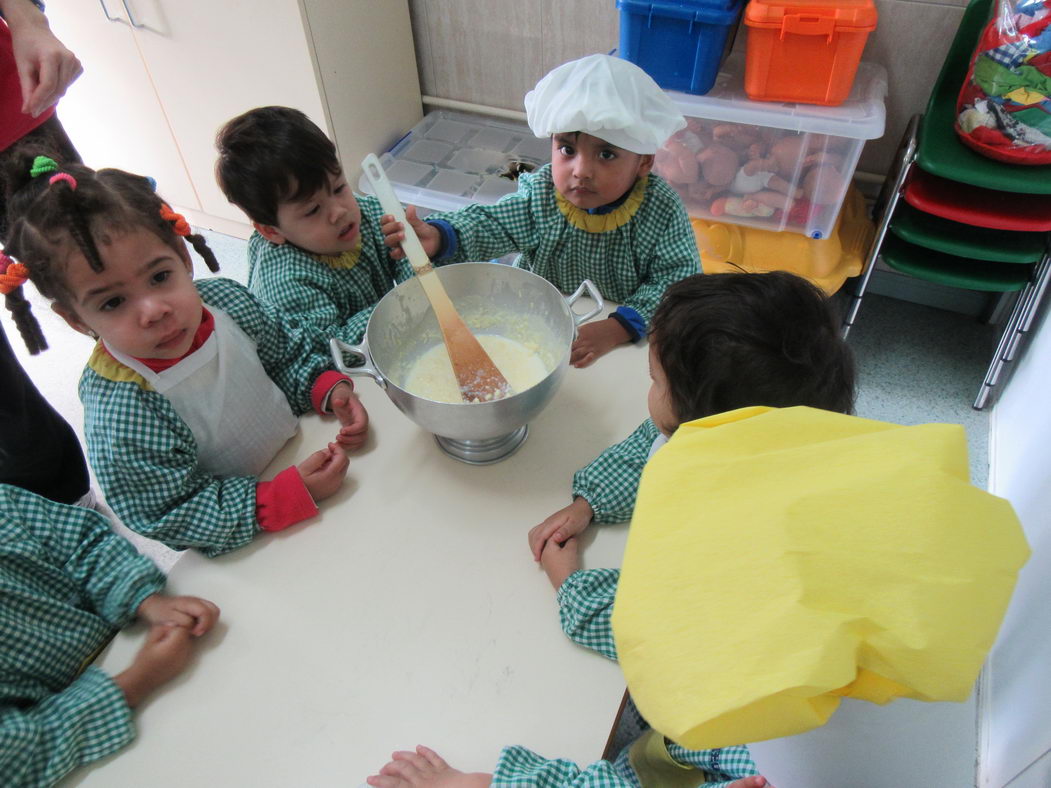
xmin=654 ymin=54 xmax=886 ymax=238
xmin=359 ymin=111 xmax=550 ymax=214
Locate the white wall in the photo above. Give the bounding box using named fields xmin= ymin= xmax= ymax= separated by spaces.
xmin=983 ymin=305 xmax=1051 ymax=787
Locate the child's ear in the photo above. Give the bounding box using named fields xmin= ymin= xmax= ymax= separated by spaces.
xmin=52 ymin=302 xmax=95 ymax=339
xmin=637 ymin=154 xmax=655 ymax=179
xmin=254 ymin=222 xmax=287 ymax=245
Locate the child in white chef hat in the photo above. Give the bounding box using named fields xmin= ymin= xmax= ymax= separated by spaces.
xmin=382 ymin=54 xmax=699 ymax=367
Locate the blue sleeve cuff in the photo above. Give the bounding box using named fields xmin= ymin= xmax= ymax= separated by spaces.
xmin=427 ymin=219 xmax=458 ymax=261
xmin=611 ymin=306 xmax=646 ymax=343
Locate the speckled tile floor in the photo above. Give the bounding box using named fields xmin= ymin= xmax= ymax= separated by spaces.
xmin=1 ymin=229 xmax=996 ymax=574
xmin=842 ymin=291 xmax=995 ymax=489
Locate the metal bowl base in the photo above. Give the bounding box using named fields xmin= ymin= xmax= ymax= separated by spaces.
xmin=434 ymin=425 xmax=529 ymax=465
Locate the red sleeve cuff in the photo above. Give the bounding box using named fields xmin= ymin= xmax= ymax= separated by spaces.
xmin=255 ymin=466 xmax=319 ymax=532
xmin=311 ymin=371 xmax=353 ymax=414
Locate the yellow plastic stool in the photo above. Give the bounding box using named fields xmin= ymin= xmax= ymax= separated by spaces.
xmin=692 ymin=186 xmax=874 ymax=294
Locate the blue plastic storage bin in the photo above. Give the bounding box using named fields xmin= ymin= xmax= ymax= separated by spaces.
xmin=617 ymin=0 xmax=743 ymax=95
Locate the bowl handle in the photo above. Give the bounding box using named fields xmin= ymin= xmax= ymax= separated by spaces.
xmin=565 ymin=279 xmax=605 ymax=327
xmin=329 ymin=338 xmax=387 ymax=390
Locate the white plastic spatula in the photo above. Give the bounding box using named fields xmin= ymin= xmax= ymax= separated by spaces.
xmin=361 ymin=153 xmax=511 ymax=403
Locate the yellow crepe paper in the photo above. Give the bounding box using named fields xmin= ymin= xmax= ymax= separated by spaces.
xmin=612 ymin=406 xmax=1029 ymax=750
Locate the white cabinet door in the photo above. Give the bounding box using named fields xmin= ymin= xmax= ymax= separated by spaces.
xmin=45 ymin=1 xmax=199 ymax=210
xmin=121 ymin=0 xmax=328 ymax=224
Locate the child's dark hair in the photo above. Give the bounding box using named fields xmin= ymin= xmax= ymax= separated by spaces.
xmin=215 ymin=106 xmax=341 ymax=226
xmin=2 ymin=147 xmax=219 ymax=351
xmin=649 ymin=271 xmax=855 ymax=424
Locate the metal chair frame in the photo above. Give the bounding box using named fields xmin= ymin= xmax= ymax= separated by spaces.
xmin=841 ymin=114 xmax=1051 ymax=410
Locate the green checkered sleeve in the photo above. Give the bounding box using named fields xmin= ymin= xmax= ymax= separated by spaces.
xmin=82 ymin=370 xmax=260 ymax=556
xmin=557 ymin=568 xmax=621 ymax=662
xmin=666 ymin=742 xmax=759 ymax=786
xmin=195 ymin=277 xmax=338 ymax=415
xmin=430 ymin=167 xmax=698 ymax=326
xmin=0 ymin=666 xmax=135 ymax=787
xmin=573 ymin=419 xmax=661 ymax=524
xmin=492 ymin=745 xmax=635 ymax=787
xmin=4 ymin=485 xmax=165 ymax=626
xmin=246 ymin=196 xmax=414 ymax=346
xmin=493 ymin=742 xmax=757 ymax=788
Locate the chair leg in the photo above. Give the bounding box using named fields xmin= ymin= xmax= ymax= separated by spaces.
xmin=842 ymin=114 xmax=920 ymax=338
xmin=973 ymin=254 xmax=1051 ymax=409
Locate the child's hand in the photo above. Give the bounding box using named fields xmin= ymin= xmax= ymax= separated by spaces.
xmin=528 ymin=497 xmax=594 ymax=562
xmin=367 ymin=745 xmax=492 ymax=788
xmin=540 ymin=536 xmax=581 ymax=590
xmin=570 ymin=318 xmax=630 ymax=368
xmin=298 ymin=443 xmax=350 ymax=502
xmin=137 ymin=594 xmax=220 ymax=637
xmin=381 ymin=206 xmax=441 ymax=260
xmin=114 ymin=624 xmax=196 ymax=708
xmin=330 ymin=381 xmax=369 ymax=450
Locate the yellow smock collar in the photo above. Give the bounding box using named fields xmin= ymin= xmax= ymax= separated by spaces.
xmin=555 ymin=176 xmax=647 ymax=233
xmin=313 ymin=236 xmax=362 ymax=270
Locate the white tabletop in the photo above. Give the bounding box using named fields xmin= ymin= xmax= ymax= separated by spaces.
xmin=70 ymin=335 xmax=651 ymax=787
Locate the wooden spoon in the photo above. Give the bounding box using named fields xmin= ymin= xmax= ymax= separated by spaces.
xmin=362 ymin=154 xmax=511 ymax=402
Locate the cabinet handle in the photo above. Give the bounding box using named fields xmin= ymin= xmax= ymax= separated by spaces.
xmin=119 ymin=0 xmax=145 ymax=28
xmin=98 ymin=0 xmax=121 ymax=22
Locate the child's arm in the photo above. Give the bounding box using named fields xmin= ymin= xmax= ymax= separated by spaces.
xmin=572 ymin=419 xmax=662 ymax=525
xmin=617 ymin=178 xmax=701 ymax=328
xmin=0 ymin=666 xmax=138 ymax=786
xmin=7 ymin=484 xmax=167 ymax=627
xmin=413 ymin=170 xmax=545 ymax=264
xmin=553 ymin=566 xmax=621 ymax=661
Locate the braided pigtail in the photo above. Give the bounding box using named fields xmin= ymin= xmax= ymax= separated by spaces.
xmin=50 ymin=175 xmax=105 ymax=273
xmin=186 ymin=232 xmax=220 ymax=272
xmin=4 ymin=288 xmax=47 ymax=355
xmin=0 ymin=247 xmax=46 ymax=354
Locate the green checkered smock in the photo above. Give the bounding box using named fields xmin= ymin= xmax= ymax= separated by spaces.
xmin=246 ymin=194 xmax=415 ymax=344
xmin=573 ymin=419 xmax=661 ymax=524
xmin=80 ymin=278 xmax=336 ymax=557
xmin=428 ymin=165 xmax=700 ymax=326
xmin=0 ymin=483 xmax=165 ymax=786
xmin=492 ymin=569 xmax=758 ymax=788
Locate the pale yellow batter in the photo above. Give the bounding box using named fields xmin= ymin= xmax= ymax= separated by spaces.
xmin=404 ymin=334 xmax=549 ymax=403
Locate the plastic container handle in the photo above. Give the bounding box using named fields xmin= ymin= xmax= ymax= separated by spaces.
xmin=329 ymin=338 xmax=387 ymax=390
xmin=565 ymin=279 xmax=605 ymax=328
xmin=781 ymin=14 xmax=836 ymax=41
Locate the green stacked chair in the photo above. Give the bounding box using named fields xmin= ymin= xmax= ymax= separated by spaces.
xmin=843 ymin=0 xmax=1051 ymax=409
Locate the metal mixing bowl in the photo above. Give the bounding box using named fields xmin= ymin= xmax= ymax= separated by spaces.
xmin=330 ymin=262 xmax=602 ymax=464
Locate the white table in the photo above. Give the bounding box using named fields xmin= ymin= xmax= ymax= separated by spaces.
xmin=71 ymin=336 xmax=651 ymax=786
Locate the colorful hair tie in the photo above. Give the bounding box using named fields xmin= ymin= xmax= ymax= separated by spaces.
xmin=48 ymin=172 xmax=77 ymax=190
xmin=145 ymin=176 xmax=157 ymax=192
xmin=29 ymin=156 xmax=59 ymax=178
xmin=159 ymin=203 xmax=191 ymax=237
xmin=0 ymin=251 xmax=29 ymax=294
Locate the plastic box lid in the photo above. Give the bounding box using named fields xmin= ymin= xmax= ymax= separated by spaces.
xmin=618 ymin=0 xmax=742 ymax=25
xmin=744 ymin=0 xmax=877 ymax=30
xmin=359 ymin=110 xmax=550 ymax=215
xmin=667 ymin=53 xmax=887 ymax=138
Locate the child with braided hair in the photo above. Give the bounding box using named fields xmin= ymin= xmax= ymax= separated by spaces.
xmin=3 ymin=153 xmax=370 ymax=556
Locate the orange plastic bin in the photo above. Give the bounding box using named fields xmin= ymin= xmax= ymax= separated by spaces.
xmin=744 ymin=0 xmax=877 ymax=106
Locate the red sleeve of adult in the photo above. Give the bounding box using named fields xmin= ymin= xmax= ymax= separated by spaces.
xmin=255 ymin=466 xmax=318 ymax=532
xmin=311 ymin=371 xmax=353 ymax=414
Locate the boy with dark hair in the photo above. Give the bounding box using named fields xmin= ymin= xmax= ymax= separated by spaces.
xmin=529 ymin=270 xmax=855 ymax=559
xmin=215 ymin=106 xmax=413 ymax=343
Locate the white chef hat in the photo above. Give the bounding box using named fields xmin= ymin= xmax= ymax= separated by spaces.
xmin=524 ymin=54 xmax=686 ymax=155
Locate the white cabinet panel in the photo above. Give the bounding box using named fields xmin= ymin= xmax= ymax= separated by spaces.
xmin=46 ymin=2 xmax=199 ymax=210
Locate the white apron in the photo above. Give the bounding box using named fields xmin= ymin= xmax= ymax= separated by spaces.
xmin=106 ymin=308 xmax=299 ymax=478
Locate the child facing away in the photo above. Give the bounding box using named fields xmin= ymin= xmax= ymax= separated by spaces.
xmin=382 ymin=54 xmax=700 ymax=368
xmin=528 ymin=270 xmax=856 ymax=561
xmin=215 ymin=106 xmax=415 ymax=343
xmin=0 ymin=482 xmax=219 ymax=786
xmin=2 ymin=153 xmax=369 ymax=556
xmin=366 ymin=271 xmax=855 ymax=788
